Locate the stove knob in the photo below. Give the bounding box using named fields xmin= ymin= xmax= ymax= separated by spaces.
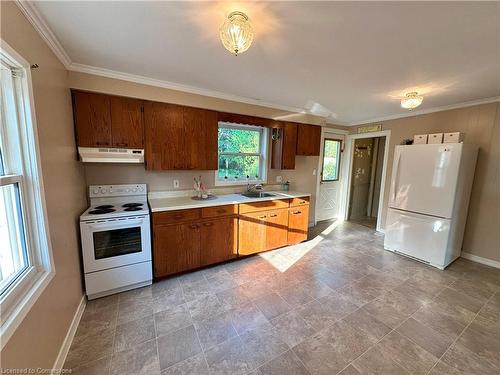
xmin=93 ymin=188 xmax=99 ymax=194
xmin=139 ymin=186 xmax=144 ymax=192
xmin=132 ymin=188 xmax=138 ymax=192
xmin=109 ymin=188 xmax=113 ymax=193
xmin=101 ymin=188 xmax=107 ymax=193
xmin=126 ymin=188 xmax=130 ymax=193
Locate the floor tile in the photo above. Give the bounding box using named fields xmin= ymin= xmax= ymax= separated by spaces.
xmin=75 ymin=302 xmax=118 ymax=338
xmin=153 ymin=288 xmax=185 ymax=314
xmin=258 ymin=350 xmax=310 ymax=375
xmin=254 ymin=292 xmax=293 ymax=320
xmin=277 ymin=284 xmax=315 ymax=307
xmin=205 ymin=336 xmax=253 ymax=375
xmin=433 ymin=288 xmax=485 ymax=325
xmin=70 ymin=356 xmax=111 ymax=375
xmin=114 ymin=315 xmax=155 ymax=352
xmin=186 ymin=294 xmax=227 ymax=322
xmin=155 ymin=303 xmax=193 ymax=338
xmin=361 ymin=298 xmax=409 ymax=329
xmin=457 ymin=322 xmax=500 ymax=368
xmin=117 ymin=298 xmax=153 ymax=325
xmin=240 ymin=324 xmax=289 ymax=369
xmin=352 ymin=345 xmax=409 ymax=375
xmin=118 ymin=286 xmax=152 ymax=304
xmin=342 ymin=308 xmax=391 ymax=342
xmin=271 ymin=310 xmax=317 ymax=347
xmin=157 ymin=325 xmax=202 ymax=370
xmin=396 ymin=317 xmax=454 ymax=358
xmin=412 ymin=302 xmax=466 ymax=338
xmin=110 ymin=339 xmax=160 ymax=375
xmin=194 ymin=311 xmax=237 ymax=350
xmin=181 ymin=280 xmax=211 ymax=302
xmin=441 ymin=341 xmax=499 ymax=374
xmin=230 ymin=301 xmax=269 ymax=335
xmin=161 ymin=353 xmax=208 ymax=375
xmin=377 ymin=331 xmax=439 ymax=375
xmin=216 ymin=285 xmax=252 ymax=310
xmin=65 ymin=328 xmax=114 ymax=369
xmin=152 ymin=277 xmax=181 ymax=297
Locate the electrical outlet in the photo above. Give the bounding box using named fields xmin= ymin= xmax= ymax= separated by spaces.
xmin=313 ymin=169 xmax=317 ymax=176
xmin=276 ymin=175 xmax=283 ymax=183
xmin=173 ymin=180 xmax=180 ymax=189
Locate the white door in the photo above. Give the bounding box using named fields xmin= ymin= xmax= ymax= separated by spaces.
xmin=316 ymin=132 xmax=345 ymax=221
xmin=389 ymin=144 xmax=462 ymax=218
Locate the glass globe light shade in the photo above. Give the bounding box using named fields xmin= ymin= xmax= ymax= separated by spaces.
xmin=220 ymin=11 xmax=254 ymax=56
xmin=401 ymin=92 xmax=424 ymax=110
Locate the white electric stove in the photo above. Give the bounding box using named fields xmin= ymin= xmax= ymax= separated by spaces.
xmin=80 ymin=184 xmax=152 ymax=300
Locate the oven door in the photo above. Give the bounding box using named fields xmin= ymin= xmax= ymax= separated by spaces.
xmin=80 ymin=215 xmax=151 ymax=273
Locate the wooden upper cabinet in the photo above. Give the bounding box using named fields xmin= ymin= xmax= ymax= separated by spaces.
xmin=183 ymin=106 xmax=218 ymax=170
xmin=110 ymin=96 xmax=144 ymax=148
xmin=145 ymin=102 xmax=218 ymax=170
xmin=144 ymin=101 xmax=184 ymax=170
xmin=272 ymin=122 xmax=299 ymax=170
xmin=296 ymin=124 xmax=321 ymax=156
xmin=72 ymin=91 xmax=112 ymax=147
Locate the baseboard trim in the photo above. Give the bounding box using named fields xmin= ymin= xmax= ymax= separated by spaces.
xmin=461 ymin=252 xmax=500 ymax=270
xmin=52 ymin=294 xmax=86 ymax=370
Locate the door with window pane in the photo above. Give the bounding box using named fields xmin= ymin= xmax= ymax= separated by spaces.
xmin=317 ymin=134 xmax=344 ymax=221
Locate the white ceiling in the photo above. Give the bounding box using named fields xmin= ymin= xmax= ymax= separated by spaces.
xmin=30 ymin=1 xmax=500 ymax=125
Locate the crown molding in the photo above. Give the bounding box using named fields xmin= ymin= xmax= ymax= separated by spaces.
xmin=15 ymin=0 xmax=72 ymax=68
xmin=348 ymin=96 xmax=500 ymax=127
xmin=68 ymin=62 xmax=310 ymax=115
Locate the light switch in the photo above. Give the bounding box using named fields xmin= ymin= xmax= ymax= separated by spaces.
xmin=276 ymin=175 xmax=283 ymax=183
xmin=173 ymin=180 xmax=180 ymax=189
xmin=312 ymin=169 xmax=316 ymax=176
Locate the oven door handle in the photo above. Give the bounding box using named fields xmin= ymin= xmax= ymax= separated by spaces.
xmin=83 ymin=217 xmax=146 ymax=231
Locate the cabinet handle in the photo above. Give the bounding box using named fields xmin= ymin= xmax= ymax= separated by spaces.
xmin=269 ymin=214 xmax=278 ymax=217
xmin=299 ymin=201 xmax=306 ymax=204
xmin=203 ymin=222 xmax=214 ymax=227
xmin=189 ymin=224 xmax=198 ymax=229
xmin=293 ymin=211 xmax=302 ymax=215
xmin=115 ymin=142 xmax=128 ymax=147
xmin=258 ymin=215 xmax=267 ymax=219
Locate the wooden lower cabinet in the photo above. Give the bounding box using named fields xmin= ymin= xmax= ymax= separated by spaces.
xmin=288 ymin=205 xmax=309 ymax=245
xmin=153 ymin=222 xmax=201 ymax=278
xmin=238 ymin=211 xmax=267 ymax=256
xmin=200 ymin=217 xmax=238 ymax=266
xmin=239 ymin=208 xmax=288 ymax=255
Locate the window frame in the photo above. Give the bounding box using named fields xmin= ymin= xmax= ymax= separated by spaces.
xmin=215 ymin=122 xmax=269 ymax=186
xmin=321 ymin=138 xmax=342 ymax=182
xmin=1 ymin=40 xmax=55 ymax=349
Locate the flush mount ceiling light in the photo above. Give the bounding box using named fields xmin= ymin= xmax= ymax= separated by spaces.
xmin=220 ymin=11 xmax=254 ymax=56
xmin=401 ymin=92 xmax=424 ymax=110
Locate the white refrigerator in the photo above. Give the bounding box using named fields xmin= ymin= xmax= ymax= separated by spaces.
xmin=384 ymin=143 xmax=478 ymax=269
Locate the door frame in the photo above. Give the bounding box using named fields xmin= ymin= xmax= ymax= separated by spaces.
xmin=314 ymin=127 xmax=349 ymax=225
xmin=339 ymin=130 xmax=391 ymax=233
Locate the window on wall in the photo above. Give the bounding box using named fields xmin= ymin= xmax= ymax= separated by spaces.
xmin=217 ymin=123 xmax=268 ymax=185
xmin=321 ymin=139 xmax=342 ymax=181
xmin=1 ymin=42 xmax=54 ymax=345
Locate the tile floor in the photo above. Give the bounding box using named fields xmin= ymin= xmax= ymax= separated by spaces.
xmin=65 ymin=221 xmax=500 ymax=375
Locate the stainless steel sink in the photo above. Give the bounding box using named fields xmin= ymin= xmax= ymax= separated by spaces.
xmin=240 ymin=192 xmax=276 ymax=198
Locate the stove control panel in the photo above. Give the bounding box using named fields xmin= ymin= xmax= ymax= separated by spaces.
xmin=89 ymin=184 xmax=147 ymax=198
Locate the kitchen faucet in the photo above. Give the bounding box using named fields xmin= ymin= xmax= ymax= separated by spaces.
xmin=246 ymin=183 xmax=263 ymax=192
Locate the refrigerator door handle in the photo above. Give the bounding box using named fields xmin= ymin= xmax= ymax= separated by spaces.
xmin=392 ymin=150 xmax=402 ymax=203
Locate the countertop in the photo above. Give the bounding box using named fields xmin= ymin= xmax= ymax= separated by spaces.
xmin=148 ymin=191 xmax=311 ymax=212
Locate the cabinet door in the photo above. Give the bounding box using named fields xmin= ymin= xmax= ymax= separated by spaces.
xmin=265 ymin=209 xmax=288 ymax=250
xmin=288 ymin=206 xmax=309 ymax=245
xmin=110 ymin=96 xmax=144 ymax=148
xmin=72 ymin=91 xmax=111 ymax=147
xmin=153 ymin=223 xmax=200 ymax=277
xmin=144 ymin=101 xmax=185 ymax=170
xmin=282 ymin=122 xmax=298 ymax=169
xmin=183 ymin=107 xmax=218 ymax=170
xmin=200 ymin=217 xmax=238 ymax=266
xmin=238 ymin=211 xmax=267 ymax=255
xmin=296 ymin=124 xmax=321 ymax=156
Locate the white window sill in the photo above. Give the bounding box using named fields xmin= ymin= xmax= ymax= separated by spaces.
xmin=214 ymin=178 xmax=267 ymax=187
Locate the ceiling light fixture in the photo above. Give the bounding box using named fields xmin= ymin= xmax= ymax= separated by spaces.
xmin=220 ymin=11 xmax=253 ymax=56
xmin=401 ymin=92 xmax=424 ymax=110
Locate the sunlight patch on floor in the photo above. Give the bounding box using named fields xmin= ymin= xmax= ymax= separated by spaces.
xmin=259 ymin=220 xmax=344 ymax=272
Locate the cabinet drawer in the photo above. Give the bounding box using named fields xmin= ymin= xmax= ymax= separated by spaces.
xmin=153 ymin=208 xmax=201 ymax=225
xmin=202 ymin=204 xmax=238 ymax=218
xmin=239 ymin=199 xmax=290 ymax=214
xmin=291 ymin=197 xmax=310 ymax=207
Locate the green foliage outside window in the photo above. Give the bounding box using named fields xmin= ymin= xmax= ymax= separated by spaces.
xmin=217 ymin=126 xmax=263 ymax=181
xmin=322 ymin=139 xmax=341 ymax=181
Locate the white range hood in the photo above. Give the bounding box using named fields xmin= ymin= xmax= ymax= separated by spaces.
xmin=78 ymin=147 xmax=144 ymax=163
